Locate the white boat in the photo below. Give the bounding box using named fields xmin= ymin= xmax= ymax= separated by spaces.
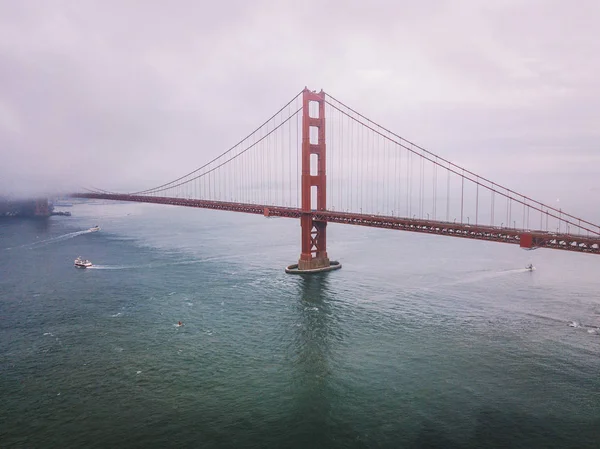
xmin=74 ymin=256 xmax=93 ymax=268
xmin=89 ymin=225 xmax=100 ymax=232
xmin=526 ymin=263 xmax=534 ymax=271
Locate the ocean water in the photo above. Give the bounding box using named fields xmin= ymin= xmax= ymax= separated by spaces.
xmin=1 ymin=200 xmax=599 ymax=448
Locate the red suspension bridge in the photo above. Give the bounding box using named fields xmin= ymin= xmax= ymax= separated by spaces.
xmin=73 ymin=88 xmax=600 ymax=272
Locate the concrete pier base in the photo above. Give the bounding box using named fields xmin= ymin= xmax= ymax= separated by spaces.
xmin=285 ymin=260 xmax=342 ymax=274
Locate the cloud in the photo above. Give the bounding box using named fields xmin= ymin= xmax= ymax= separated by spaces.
xmin=0 ymin=0 xmax=598 ymax=217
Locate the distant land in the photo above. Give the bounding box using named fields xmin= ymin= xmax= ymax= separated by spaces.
xmin=0 ymin=197 xmax=72 ymax=218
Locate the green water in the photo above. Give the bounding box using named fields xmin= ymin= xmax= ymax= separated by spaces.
xmin=1 ymin=201 xmax=599 ymax=448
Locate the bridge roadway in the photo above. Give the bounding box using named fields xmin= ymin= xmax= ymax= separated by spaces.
xmin=72 ymin=193 xmax=600 ymax=255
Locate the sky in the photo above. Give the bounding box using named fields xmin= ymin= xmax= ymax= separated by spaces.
xmin=0 ymin=0 xmax=598 ymax=217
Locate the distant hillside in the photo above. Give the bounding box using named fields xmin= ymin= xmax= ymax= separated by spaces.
xmin=0 ymin=198 xmax=54 ymax=217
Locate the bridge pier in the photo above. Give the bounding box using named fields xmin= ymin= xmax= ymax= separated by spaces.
xmin=286 ymin=88 xmax=341 ymax=274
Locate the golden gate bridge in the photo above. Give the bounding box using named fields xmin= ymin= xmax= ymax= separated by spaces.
xmin=72 ymin=88 xmax=600 ymax=272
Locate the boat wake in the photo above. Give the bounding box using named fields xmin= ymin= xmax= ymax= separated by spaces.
xmin=88 ymin=265 xmax=135 ymax=270
xmin=5 ymin=229 xmax=97 ymax=250
xmin=87 ymin=254 xmax=258 ymax=271
xmin=443 ymin=267 xmax=535 ymax=287
xmin=568 ymin=321 xmax=600 ymax=335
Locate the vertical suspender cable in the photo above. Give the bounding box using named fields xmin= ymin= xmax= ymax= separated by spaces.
xmin=460 ymin=170 xmax=464 ymax=223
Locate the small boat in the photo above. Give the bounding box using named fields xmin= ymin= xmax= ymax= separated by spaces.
xmin=89 ymin=225 xmax=100 ymax=232
xmin=74 ymin=256 xmax=93 ymax=268
xmin=526 ymin=263 xmax=534 ymax=271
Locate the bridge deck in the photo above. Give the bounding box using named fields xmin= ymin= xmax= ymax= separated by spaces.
xmin=72 ymin=193 xmax=600 ymax=255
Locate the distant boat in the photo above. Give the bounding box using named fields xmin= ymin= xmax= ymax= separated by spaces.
xmin=89 ymin=225 xmax=100 ymax=232
xmin=526 ymin=263 xmax=534 ymax=271
xmin=74 ymin=256 xmax=93 ymax=268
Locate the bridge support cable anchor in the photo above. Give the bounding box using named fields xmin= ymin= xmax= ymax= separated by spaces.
xmin=286 ymin=88 xmax=341 ymax=274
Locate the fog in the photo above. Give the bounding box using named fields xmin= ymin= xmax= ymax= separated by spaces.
xmin=0 ymin=0 xmax=598 ymax=219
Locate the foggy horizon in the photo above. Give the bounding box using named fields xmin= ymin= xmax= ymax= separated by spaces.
xmin=1 ymin=1 xmax=598 ymax=220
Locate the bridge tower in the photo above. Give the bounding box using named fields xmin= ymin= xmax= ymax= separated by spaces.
xmin=286 ymin=88 xmax=341 ymax=274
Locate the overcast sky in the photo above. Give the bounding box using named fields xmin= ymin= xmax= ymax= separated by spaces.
xmin=0 ymin=0 xmax=598 ymax=216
